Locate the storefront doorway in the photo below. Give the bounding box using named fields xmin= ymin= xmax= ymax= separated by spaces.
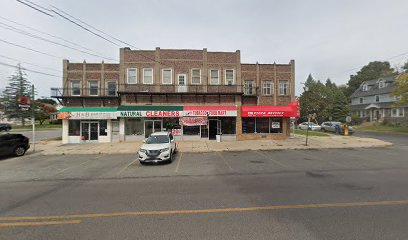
xmin=208 ymin=119 xmax=221 ymax=140
xmin=144 ymin=120 xmax=162 ymax=138
xmin=81 ymin=122 xmax=99 ymax=141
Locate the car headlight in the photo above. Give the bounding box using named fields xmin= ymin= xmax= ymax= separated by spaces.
xmin=139 ymin=149 xmax=146 ymax=153
xmin=160 ymin=147 xmax=170 ymax=153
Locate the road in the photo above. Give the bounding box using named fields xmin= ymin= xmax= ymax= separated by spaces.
xmin=0 ymin=132 xmax=407 ymax=239
xmin=9 ymin=129 xmax=62 ymax=142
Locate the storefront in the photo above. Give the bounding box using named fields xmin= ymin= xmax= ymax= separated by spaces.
xmin=239 ymin=101 xmax=299 ymax=140
xmin=57 ymin=107 xmax=118 ymax=144
xmin=182 ymin=105 xmax=237 ymax=141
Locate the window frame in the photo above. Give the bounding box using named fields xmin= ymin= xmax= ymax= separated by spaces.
xmin=106 ymin=80 xmax=117 ymax=96
xmin=191 ymin=68 xmax=201 ymax=85
xmin=126 ymin=68 xmax=137 ymax=84
xmin=362 ymin=84 xmax=368 ymax=91
xmin=71 ymin=80 xmax=81 ymax=96
xmin=378 ymin=80 xmax=385 ymax=88
xmin=209 ymin=69 xmax=219 ymax=85
xmin=391 ymin=108 xmax=405 ymax=117
xmin=359 ymin=97 xmax=364 ymax=104
xmin=88 ymin=80 xmax=99 ymax=96
xmin=244 ymin=80 xmax=255 ymax=95
xmin=263 ymin=80 xmax=273 ymax=96
xmin=224 ymin=69 xmax=235 ymax=85
xmin=143 ymin=68 xmax=154 ymax=85
xmin=161 ymin=68 xmax=173 ymax=85
xmin=279 ymin=80 xmax=289 ymax=96
xmin=375 ymin=95 xmax=380 ymax=102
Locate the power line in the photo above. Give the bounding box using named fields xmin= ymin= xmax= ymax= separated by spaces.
xmin=15 ymin=0 xmax=53 ymax=17
xmin=0 ymin=61 xmax=61 ymax=78
xmin=0 ymin=54 xmax=61 ymax=73
xmin=0 ymin=38 xmax=62 ymax=59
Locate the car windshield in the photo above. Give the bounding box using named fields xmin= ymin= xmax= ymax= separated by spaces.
xmin=145 ymin=135 xmax=169 ymax=144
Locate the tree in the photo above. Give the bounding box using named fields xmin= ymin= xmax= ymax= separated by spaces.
xmin=392 ymin=73 xmax=408 ymax=105
xmin=0 ymin=64 xmax=33 ymax=126
xmin=36 ymin=98 xmax=57 ymax=105
xmin=35 ymin=102 xmax=57 ymax=125
xmin=402 ymin=60 xmax=408 ymax=73
xmin=345 ymin=61 xmax=395 ymax=98
xmin=331 ymin=90 xmax=350 ymax=121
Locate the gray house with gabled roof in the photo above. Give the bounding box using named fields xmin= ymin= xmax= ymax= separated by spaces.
xmin=350 ymin=75 xmax=407 ymax=126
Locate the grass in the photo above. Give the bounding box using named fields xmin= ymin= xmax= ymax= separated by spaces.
xmin=10 ymin=124 xmax=62 ymax=131
xmin=353 ymin=124 xmax=408 ymax=134
xmin=294 ymin=129 xmax=330 ymax=137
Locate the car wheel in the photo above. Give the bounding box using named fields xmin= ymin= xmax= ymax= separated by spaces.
xmin=321 ymin=128 xmax=326 ymax=132
xmin=169 ymin=150 xmax=173 ymax=163
xmin=14 ymin=146 xmax=26 ymax=157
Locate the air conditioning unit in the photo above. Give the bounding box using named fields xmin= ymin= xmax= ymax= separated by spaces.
xmin=227 ymin=81 xmax=233 ymax=86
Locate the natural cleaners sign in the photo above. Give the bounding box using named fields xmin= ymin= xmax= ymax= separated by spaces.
xmin=119 ymin=111 xmax=181 ymax=117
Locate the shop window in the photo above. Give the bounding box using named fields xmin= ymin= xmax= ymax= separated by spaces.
xmin=162 ymin=117 xmax=180 ymax=131
xmin=256 ymin=118 xmax=269 ymax=133
xmin=68 ymin=120 xmax=80 ymax=136
xmin=270 ymin=118 xmax=282 ymax=133
xmin=99 ymin=120 xmax=107 ymax=136
xmin=183 ymin=125 xmax=200 ymax=135
xmin=125 ymin=118 xmax=144 ymax=135
xmin=242 ymin=117 xmax=255 ymax=134
xmin=220 ymin=117 xmax=236 ymax=134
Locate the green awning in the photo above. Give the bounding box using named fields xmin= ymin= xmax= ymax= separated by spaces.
xmin=117 ymin=105 xmax=183 ymax=111
xmin=59 ymin=107 xmax=117 ymax=112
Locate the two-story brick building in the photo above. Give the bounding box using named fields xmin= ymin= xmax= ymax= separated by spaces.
xmin=52 ymin=48 xmax=298 ymax=144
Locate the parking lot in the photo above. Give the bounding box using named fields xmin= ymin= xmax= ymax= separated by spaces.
xmin=1 ymin=146 xmax=407 ymax=183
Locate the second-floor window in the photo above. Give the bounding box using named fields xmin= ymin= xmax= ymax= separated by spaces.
xmin=71 ymin=80 xmax=81 ymax=96
xmin=375 ymin=95 xmax=380 ymax=102
xmin=192 ymin=69 xmax=201 ymax=84
xmin=143 ymin=68 xmax=153 ymax=84
xmin=210 ymin=69 xmax=219 ymax=85
xmin=162 ymin=69 xmax=172 ymax=84
xmin=359 ymin=97 xmax=364 ymax=104
xmin=127 ymin=68 xmax=137 ymax=84
xmin=263 ymin=81 xmax=272 ymax=95
xmin=89 ymin=80 xmax=99 ymax=96
xmin=244 ymin=80 xmax=255 ymax=95
xmin=225 ymin=69 xmax=234 ymax=85
xmin=106 ymin=81 xmax=117 ymax=96
xmin=279 ymin=80 xmax=288 ymax=95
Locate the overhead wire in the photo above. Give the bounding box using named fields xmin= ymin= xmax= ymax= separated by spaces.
xmin=0 ymin=61 xmax=62 ymax=78
xmin=0 ymin=54 xmax=61 ymax=73
xmin=0 ymin=38 xmax=62 ymax=59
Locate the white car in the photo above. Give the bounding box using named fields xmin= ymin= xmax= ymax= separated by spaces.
xmin=298 ymin=122 xmax=321 ymax=131
xmin=138 ymin=132 xmax=177 ymax=164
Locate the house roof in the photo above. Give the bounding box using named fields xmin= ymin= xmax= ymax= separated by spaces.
xmin=350 ymin=75 xmax=397 ymax=98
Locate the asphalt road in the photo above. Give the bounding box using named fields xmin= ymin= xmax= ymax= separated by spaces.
xmin=0 ymin=132 xmax=407 ymax=239
xmin=8 ymin=129 xmax=62 ymax=142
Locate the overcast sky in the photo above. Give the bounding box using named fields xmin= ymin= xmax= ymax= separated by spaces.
xmin=1 ymin=0 xmax=408 ymax=98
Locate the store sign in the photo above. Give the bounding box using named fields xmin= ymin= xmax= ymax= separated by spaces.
xmin=171 ymin=128 xmax=182 ymax=136
xmin=57 ymin=112 xmax=118 ymax=120
xmin=119 ymin=111 xmax=181 ymax=117
xmin=183 ymin=106 xmax=237 ymax=117
xmin=241 ymin=101 xmax=300 ymax=118
xmin=18 ymin=96 xmax=31 ymax=111
xmin=179 ymin=117 xmax=207 ymax=126
xmin=245 ymin=111 xmax=285 ymax=117
xmin=271 ymin=122 xmax=281 ymax=129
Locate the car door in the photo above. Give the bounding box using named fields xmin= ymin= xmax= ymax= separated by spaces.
xmin=0 ymin=135 xmax=13 ymax=155
xmin=169 ymin=134 xmax=175 ymax=151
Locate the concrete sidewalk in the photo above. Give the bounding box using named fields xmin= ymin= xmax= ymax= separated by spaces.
xmin=28 ymin=134 xmax=392 ymax=156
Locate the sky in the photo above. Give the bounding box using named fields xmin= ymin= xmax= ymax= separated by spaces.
xmin=1 ymin=0 xmax=408 ymax=98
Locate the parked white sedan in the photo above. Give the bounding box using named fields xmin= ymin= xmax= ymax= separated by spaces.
xmin=138 ymin=132 xmax=177 ymax=164
xmin=298 ymin=122 xmax=321 ymax=131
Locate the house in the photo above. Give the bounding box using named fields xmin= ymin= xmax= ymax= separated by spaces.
xmin=51 ymin=47 xmax=299 ymax=144
xmin=350 ymin=75 xmax=407 ymax=126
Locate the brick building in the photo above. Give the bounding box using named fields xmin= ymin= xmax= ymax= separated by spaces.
xmin=52 ymin=48 xmax=298 ymax=144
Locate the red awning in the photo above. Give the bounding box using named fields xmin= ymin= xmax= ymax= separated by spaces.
xmin=183 ymin=105 xmax=237 ymax=116
xmin=241 ymin=101 xmax=300 ymax=118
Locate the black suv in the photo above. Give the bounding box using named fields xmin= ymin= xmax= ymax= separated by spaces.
xmin=0 ymin=123 xmax=11 ymax=132
xmin=0 ymin=134 xmax=30 ymax=157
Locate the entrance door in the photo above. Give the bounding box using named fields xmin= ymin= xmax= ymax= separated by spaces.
xmin=208 ymin=119 xmax=221 ymax=140
xmin=178 ymin=74 xmax=187 ymax=92
xmin=81 ymin=122 xmax=99 ymax=142
xmin=144 ymin=120 xmax=162 ymax=138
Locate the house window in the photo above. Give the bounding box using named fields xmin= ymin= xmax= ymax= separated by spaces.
xmin=263 ymin=80 xmax=272 ymax=95
xmin=210 ymin=69 xmax=219 ymax=85
xmin=191 ymin=69 xmax=201 ymax=84
xmin=143 ymin=68 xmax=153 ymax=84
xmin=225 ymin=69 xmax=234 ymax=85
xmin=391 ymin=108 xmax=405 ymax=117
xmin=375 ymin=95 xmax=380 ymax=102
xmin=89 ymin=80 xmax=99 ymax=96
xmin=162 ymin=69 xmax=172 ymax=84
xmin=362 ymin=84 xmax=368 ymax=91
xmin=127 ymin=68 xmax=137 ymax=84
xmin=279 ymin=80 xmax=289 ymax=95
xmin=71 ymin=80 xmax=81 ymax=96
xmin=359 ymin=97 xmax=364 ymax=104
xmin=378 ymin=80 xmax=385 ymax=88
xmin=244 ymin=80 xmax=255 ymax=95
xmin=106 ymin=81 xmax=117 ymax=96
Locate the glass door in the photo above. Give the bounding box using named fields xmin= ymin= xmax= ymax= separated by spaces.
xmin=144 ymin=120 xmax=162 ymax=138
xmin=81 ymin=122 xmax=99 ymax=142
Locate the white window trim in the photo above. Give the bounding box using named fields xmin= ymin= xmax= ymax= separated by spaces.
xmin=71 ymin=80 xmax=81 ymax=96
xmin=359 ymin=97 xmax=364 ymax=104
xmin=126 ymin=68 xmax=137 ymax=84
xmin=88 ymin=80 xmax=99 ymax=96
xmin=143 ymin=68 xmax=154 ymax=85
xmin=106 ymin=80 xmax=117 ymax=96
xmin=224 ymin=69 xmax=235 ymax=85
xmin=391 ymin=108 xmax=405 ymax=117
xmin=161 ymin=68 xmax=173 ymax=85
xmin=362 ymin=84 xmax=368 ymax=91
xmin=279 ymin=80 xmax=289 ymax=96
xmin=263 ymin=80 xmax=273 ymax=96
xmin=209 ymin=69 xmax=220 ymax=85
xmin=191 ymin=68 xmax=201 ymax=85
xmin=378 ymin=80 xmax=385 ymax=88
xmin=375 ymin=95 xmax=380 ymax=102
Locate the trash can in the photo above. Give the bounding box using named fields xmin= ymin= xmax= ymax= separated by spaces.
xmin=216 ymin=135 xmax=221 ymax=142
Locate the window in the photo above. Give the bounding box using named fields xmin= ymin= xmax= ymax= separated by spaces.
xmin=256 ymin=118 xmax=269 ymax=133
xmin=143 ymin=68 xmax=153 ymax=84
xmin=71 ymin=80 xmax=81 ymax=96
xmin=242 ymin=118 xmax=255 ymax=133
xmin=244 ymin=80 xmax=255 ymax=95
xmin=359 ymin=97 xmax=364 ymax=104
xmin=391 ymin=108 xmax=405 ymax=117
xmin=362 ymin=84 xmax=368 ymax=91
xmin=99 ymin=120 xmax=107 ymax=136
xmin=162 ymin=69 xmax=172 ymax=84
xmin=183 ymin=125 xmax=200 ymax=135
xmin=106 ymin=81 xmax=117 ymax=96
xmin=242 ymin=117 xmax=283 ymax=134
xmin=210 ymin=69 xmax=219 ymax=85
xmin=89 ymin=80 xmax=99 ymax=96
xmin=127 ymin=68 xmax=137 ymax=84
xmin=225 ymin=69 xmax=234 ymax=85
xmin=270 ymin=118 xmax=282 ymax=133
xmin=263 ymin=80 xmax=272 ymax=95
xmin=68 ymin=120 xmax=80 ymax=136
xmin=279 ymin=80 xmax=288 ymax=95
xmin=378 ymin=80 xmax=385 ymax=88
xmin=220 ymin=117 xmax=236 ymax=134
xmin=375 ymin=95 xmax=380 ymax=102
xmin=191 ymin=69 xmax=201 ymax=84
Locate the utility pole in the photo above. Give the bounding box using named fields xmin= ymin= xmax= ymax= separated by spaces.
xmin=31 ymin=84 xmax=35 ymax=152
xmin=305 ymin=114 xmax=310 ymax=146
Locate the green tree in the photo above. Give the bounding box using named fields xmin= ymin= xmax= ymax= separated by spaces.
xmin=402 ymin=60 xmax=408 ymax=73
xmin=331 ymin=90 xmax=350 ymax=122
xmin=345 ymin=61 xmax=395 ymax=98
xmin=392 ymin=73 xmax=408 ymax=105
xmin=35 ymin=101 xmax=57 ymax=125
xmin=0 ymin=64 xmax=33 ymax=125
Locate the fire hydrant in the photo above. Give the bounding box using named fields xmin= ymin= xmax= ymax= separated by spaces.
xmin=343 ymin=124 xmax=349 ymax=136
